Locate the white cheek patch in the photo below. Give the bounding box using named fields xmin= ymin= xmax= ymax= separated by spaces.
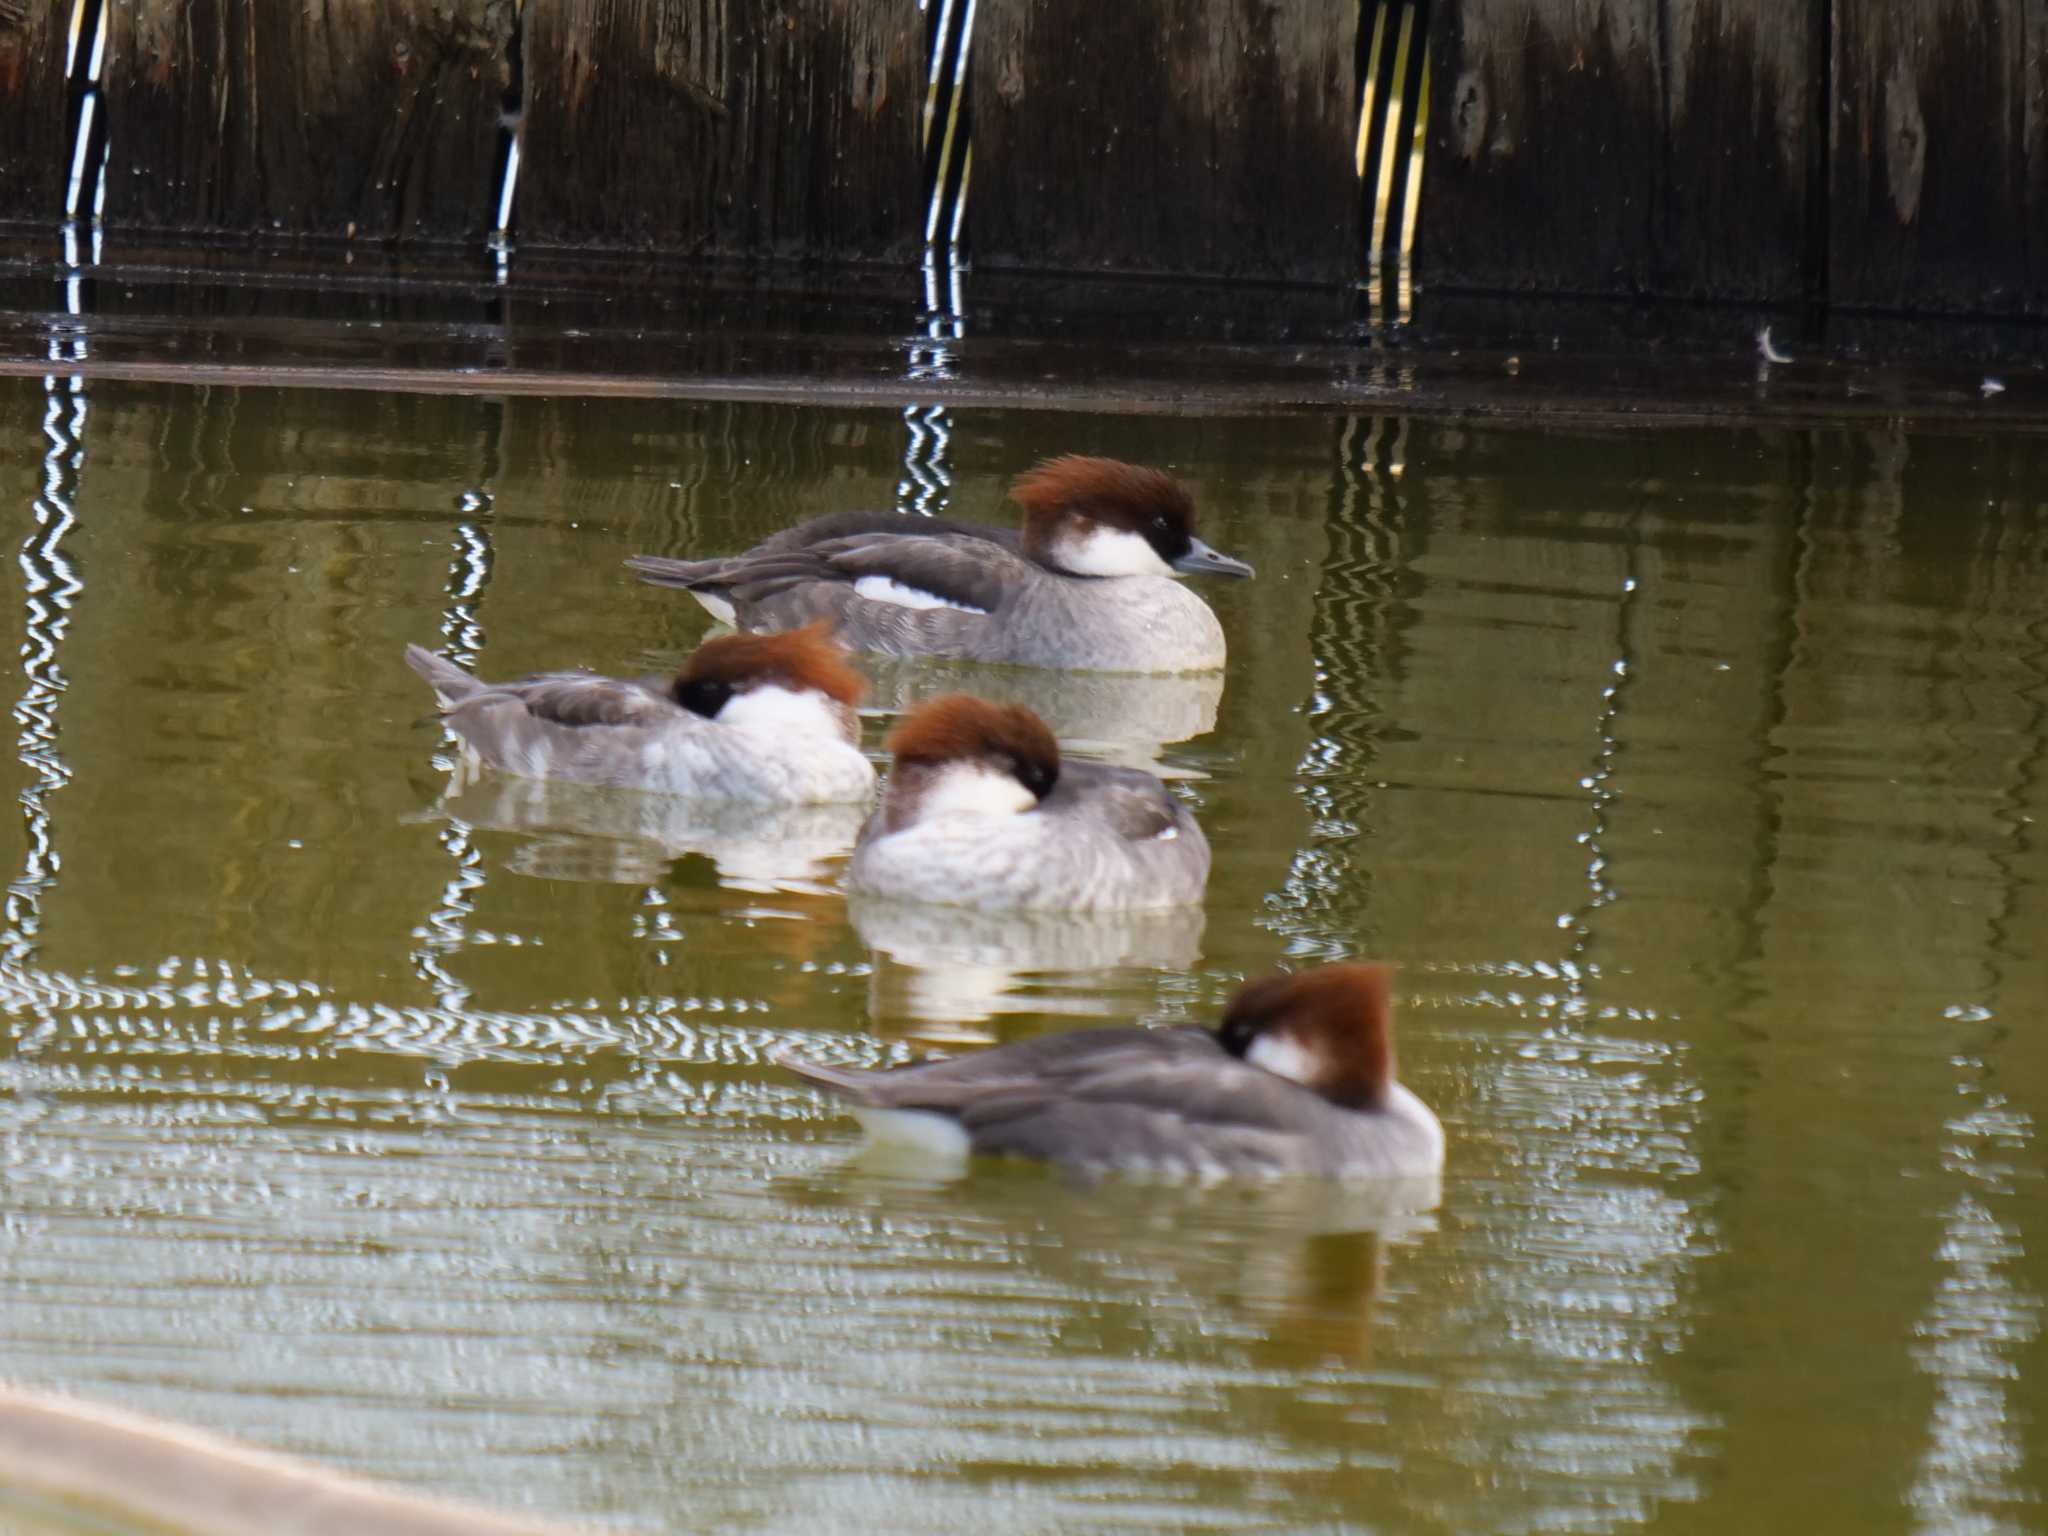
xmin=916 ymin=761 xmax=1038 ymax=821
xmin=853 ymin=575 xmax=989 ymax=615
xmin=1052 ymin=526 xmax=1176 ymax=578
xmin=717 ymin=684 xmax=846 ymax=738
xmin=1245 ymin=1031 xmax=1320 ymax=1088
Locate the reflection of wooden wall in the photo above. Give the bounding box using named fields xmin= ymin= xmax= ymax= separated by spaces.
xmin=35 ymin=383 xmax=506 ymax=974
xmin=1309 ymin=416 xmax=2048 ymax=1528
xmin=1334 ymin=422 xmax=1663 ymax=969
xmin=0 ymin=384 xmax=57 ymax=825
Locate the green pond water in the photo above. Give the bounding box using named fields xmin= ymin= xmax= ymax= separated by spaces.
xmin=0 ymin=376 xmax=2043 ymax=1533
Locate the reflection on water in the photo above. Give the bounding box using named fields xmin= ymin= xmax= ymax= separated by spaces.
xmin=5 ymin=375 xmax=85 ymax=967
xmin=434 ymin=770 xmax=870 ymax=895
xmin=861 ymin=655 xmax=1224 ymax=771
xmin=850 ymin=896 xmax=1206 ymax=1037
xmin=1 ymin=381 xmax=2045 ymax=1532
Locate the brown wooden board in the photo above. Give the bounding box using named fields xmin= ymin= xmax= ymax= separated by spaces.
xmin=0 ymin=2 xmax=69 ymax=224
xmin=967 ymin=0 xmax=1361 ymax=284
xmin=519 ymin=0 xmax=922 ymax=260
xmin=1828 ymin=0 xmax=2034 ymax=315
xmin=1419 ymin=0 xmax=1811 ymax=303
xmin=1660 ymin=0 xmax=1814 ymax=302
xmin=101 ymin=0 xmax=512 ymax=241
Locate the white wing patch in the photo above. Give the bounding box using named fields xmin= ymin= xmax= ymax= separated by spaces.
xmin=689 ymin=591 xmax=738 ymax=625
xmin=852 ymin=575 xmax=989 ymax=615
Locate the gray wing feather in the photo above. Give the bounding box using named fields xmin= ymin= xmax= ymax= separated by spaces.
xmin=810 ymin=535 xmax=1014 ymax=613
xmin=961 ymin=1096 xmax=1304 ymax=1173
xmin=785 ymin=1028 xmax=1387 ymax=1176
xmin=496 ymin=673 xmax=676 ymax=729
xmin=1041 ymin=762 xmax=1196 ymax=843
xmin=695 ymin=534 xmax=1019 ymax=614
xmin=956 ymin=1045 xmax=1336 ymax=1172
xmin=785 ymin=1027 xmax=1207 ymax=1110
xmin=748 ymin=510 xmax=1021 ymax=556
xmin=628 ymin=512 xmax=1021 ymax=602
xmin=407 ymin=644 xmax=673 ymax=729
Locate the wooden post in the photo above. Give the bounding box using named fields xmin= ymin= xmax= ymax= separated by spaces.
xmin=969 ymin=0 xmax=1361 ymax=284
xmin=100 ymin=0 xmax=513 ymax=241
xmin=0 ymin=2 xmax=70 ymax=223
xmin=1418 ymin=0 xmax=1813 ymax=303
xmin=518 ymin=1 xmax=923 ymax=259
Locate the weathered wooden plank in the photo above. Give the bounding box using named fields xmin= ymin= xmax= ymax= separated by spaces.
xmin=1419 ymin=0 xmax=1809 ymax=302
xmin=0 ymin=1 xmax=69 ymax=223
xmin=1659 ymin=0 xmax=1812 ymax=300
xmin=1418 ymin=0 xmax=1660 ymax=295
xmin=968 ymin=0 xmax=1360 ymax=284
xmin=1829 ymin=0 xmax=2033 ymax=314
xmin=102 ymin=1 xmax=512 ymax=240
xmin=519 ymin=1 xmax=922 ymax=259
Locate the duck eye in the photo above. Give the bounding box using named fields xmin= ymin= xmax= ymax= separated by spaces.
xmin=1010 ymin=757 xmax=1054 ymax=799
xmin=1152 ymin=514 xmax=1171 ymax=533
xmin=676 ymin=678 xmax=734 ymax=718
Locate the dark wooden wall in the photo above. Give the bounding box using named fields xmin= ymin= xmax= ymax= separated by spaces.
xmin=1 ymin=0 xmax=2046 ymax=323
xmin=1420 ymin=0 xmax=2048 ymax=318
xmin=1826 ymin=1 xmax=2038 ymax=315
xmin=968 ymin=0 xmax=1361 ymax=283
xmin=1419 ymin=0 xmax=1812 ymax=303
xmin=102 ymin=0 xmax=513 ymax=240
xmin=520 ymin=0 xmax=923 ymax=258
xmin=0 ymin=2 xmax=68 ymax=220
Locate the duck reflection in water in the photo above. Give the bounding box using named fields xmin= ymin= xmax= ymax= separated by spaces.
xmin=426 ymin=769 xmax=869 ymax=895
xmin=786 ymin=1143 xmax=1438 ymax=1371
xmin=860 ymin=655 xmax=1222 ymax=774
xmin=849 ymin=895 xmax=1206 ymax=1034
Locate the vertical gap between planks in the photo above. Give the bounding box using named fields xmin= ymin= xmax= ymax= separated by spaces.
xmin=923 ymin=0 xmax=975 ymax=246
xmin=491 ymin=0 xmax=527 ymax=252
xmin=63 ymin=0 xmax=109 ymax=223
xmin=1801 ymin=0 xmax=1832 ymax=329
xmin=1356 ymin=0 xmax=1430 ymax=326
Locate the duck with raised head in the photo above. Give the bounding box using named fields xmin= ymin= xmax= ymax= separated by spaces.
xmin=780 ymin=963 xmax=1444 ymax=1180
xmin=626 ymin=456 xmax=1253 ymax=674
xmin=404 ymin=622 xmax=874 ymax=804
xmin=847 ymin=693 xmax=1208 ymax=911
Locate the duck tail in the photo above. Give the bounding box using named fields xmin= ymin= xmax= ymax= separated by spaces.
xmin=403 ymin=644 xmax=485 ymax=707
xmin=774 ymin=1049 xmax=892 ymax=1105
xmin=625 ymin=553 xmax=730 ymax=591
